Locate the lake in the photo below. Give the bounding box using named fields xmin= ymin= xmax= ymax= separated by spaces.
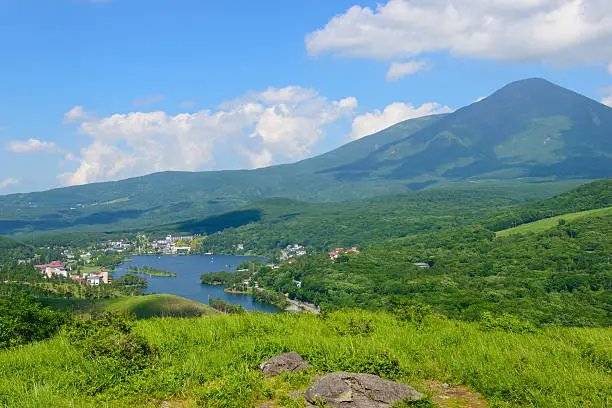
xmin=113 ymin=255 xmax=279 ymax=313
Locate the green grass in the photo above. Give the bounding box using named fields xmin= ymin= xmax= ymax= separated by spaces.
xmin=0 ymin=310 xmax=609 ymax=407
xmin=78 ymin=265 xmax=107 ymax=274
xmin=42 ymin=294 xmax=219 ymax=319
xmin=496 ymin=206 xmax=612 ymax=236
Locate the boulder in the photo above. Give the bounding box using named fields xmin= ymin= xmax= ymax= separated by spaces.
xmin=303 ymin=372 xmax=423 ymax=408
xmin=259 ymin=352 xmax=311 ymax=376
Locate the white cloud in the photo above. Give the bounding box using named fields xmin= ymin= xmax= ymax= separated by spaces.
xmin=6 ymin=138 xmax=62 ymax=154
xmin=6 ymin=138 xmax=78 ymax=165
xmin=599 ymin=86 xmax=612 ymax=107
xmin=351 ymin=101 xmax=453 ymax=140
xmin=60 ymin=87 xmax=357 ymax=185
xmin=306 ymin=0 xmax=612 ymax=70
xmin=474 ymin=96 xmax=486 ymax=103
xmin=64 ymin=106 xmax=89 ymax=123
xmin=386 ymin=60 xmax=429 ymax=82
xmin=133 ymin=94 xmax=165 ymax=107
xmin=0 ymin=177 xmax=18 ymax=190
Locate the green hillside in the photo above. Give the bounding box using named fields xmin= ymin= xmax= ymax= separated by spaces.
xmin=497 ymin=206 xmax=612 ymax=236
xmin=486 ymin=178 xmax=612 ymax=231
xmin=321 ymin=78 xmax=612 ymax=182
xmin=43 ymin=294 xmax=219 ymax=319
xmin=0 ymin=236 xmax=32 ymax=263
xmin=170 ymin=181 xmax=584 ymax=255
xmin=0 ymin=310 xmax=609 ymax=407
xmin=1 ymin=79 xmax=611 ymax=237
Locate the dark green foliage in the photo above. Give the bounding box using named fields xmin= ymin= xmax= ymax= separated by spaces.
xmin=0 ymin=262 xmax=42 ymax=282
xmin=209 ymin=297 xmax=246 ymax=314
xmin=479 ymin=312 xmax=536 ymax=334
xmin=114 ymin=273 xmax=148 ymax=295
xmin=0 ymin=236 xmax=32 ymax=263
xmin=197 ymin=182 xmax=580 ymax=255
xmin=0 ymin=294 xmax=67 ymax=349
xmin=65 ymin=312 xmax=158 ymax=375
xmin=200 ymin=270 xmax=250 ymax=285
xmin=255 ymin=213 xmax=611 ymax=326
xmin=95 ymin=252 xmax=125 ymax=268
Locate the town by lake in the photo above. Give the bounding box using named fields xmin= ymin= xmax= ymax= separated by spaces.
xmin=113 ymin=255 xmax=279 ymax=313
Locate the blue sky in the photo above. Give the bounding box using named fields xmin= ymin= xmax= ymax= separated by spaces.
xmin=1 ymin=0 xmax=611 ymax=194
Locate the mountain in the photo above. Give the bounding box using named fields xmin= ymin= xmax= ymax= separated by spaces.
xmin=1 ymin=78 xmax=611 ymax=236
xmin=320 ymin=78 xmax=612 ymax=182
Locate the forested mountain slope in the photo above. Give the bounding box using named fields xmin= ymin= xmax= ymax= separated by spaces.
xmin=1 ymin=79 xmax=611 ymax=236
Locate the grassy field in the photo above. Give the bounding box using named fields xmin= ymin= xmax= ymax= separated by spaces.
xmin=496 ymin=206 xmax=612 ymax=236
xmin=42 ymin=294 xmax=219 ymax=319
xmin=0 ymin=310 xmax=609 ymax=407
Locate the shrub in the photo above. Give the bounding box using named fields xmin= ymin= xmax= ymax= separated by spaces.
xmin=479 ymin=312 xmax=536 ymax=334
xmin=0 ymin=293 xmax=67 ymax=349
xmin=65 ymin=312 xmax=158 ymax=374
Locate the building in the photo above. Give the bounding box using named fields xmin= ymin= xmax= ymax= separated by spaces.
xmin=35 ymin=261 xmax=69 ymax=278
xmin=281 ymin=244 xmax=308 ymax=260
xmin=85 ymin=271 xmax=111 ymax=285
xmin=328 ymin=247 xmax=360 ymax=259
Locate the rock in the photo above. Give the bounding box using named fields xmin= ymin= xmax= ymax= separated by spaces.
xmin=304 ymin=372 xmax=423 ymax=408
xmin=259 ymin=352 xmax=311 ymax=376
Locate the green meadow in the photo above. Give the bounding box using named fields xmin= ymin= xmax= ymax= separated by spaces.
xmin=496 ymin=206 xmax=612 ymax=236
xmin=0 ymin=310 xmax=609 ymax=408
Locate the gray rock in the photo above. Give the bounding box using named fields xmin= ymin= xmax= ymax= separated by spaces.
xmin=304 ymin=372 xmax=423 ymax=408
xmin=259 ymin=352 xmax=311 ymax=376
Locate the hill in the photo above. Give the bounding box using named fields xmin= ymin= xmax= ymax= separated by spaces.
xmin=1 ymin=78 xmax=611 ymax=236
xmin=0 ymin=310 xmax=609 ymax=407
xmin=0 ymin=236 xmax=32 ymax=263
xmin=219 ymin=180 xmax=611 ymax=326
xmin=160 ymin=180 xmax=584 ymax=255
xmin=42 ymin=294 xmax=219 ymax=319
xmin=496 ymin=206 xmax=612 ymax=236
xmin=486 ymin=178 xmax=612 ymax=231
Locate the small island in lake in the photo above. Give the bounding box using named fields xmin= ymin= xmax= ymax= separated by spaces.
xmin=128 ymin=265 xmax=177 ymax=277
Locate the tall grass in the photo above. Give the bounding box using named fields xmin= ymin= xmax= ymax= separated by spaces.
xmin=0 ymin=310 xmax=609 ymax=407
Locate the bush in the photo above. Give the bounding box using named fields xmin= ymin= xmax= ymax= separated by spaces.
xmin=0 ymin=294 xmax=67 ymax=349
xmin=479 ymin=312 xmax=536 ymax=334
xmin=65 ymin=312 xmax=158 ymax=374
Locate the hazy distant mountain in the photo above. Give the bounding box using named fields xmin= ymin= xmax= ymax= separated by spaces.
xmin=1 ymin=78 xmax=610 ymax=236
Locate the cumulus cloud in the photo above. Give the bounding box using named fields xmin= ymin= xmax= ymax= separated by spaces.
xmin=133 ymin=94 xmax=165 ymax=107
xmin=306 ymin=0 xmax=612 ymax=70
xmin=0 ymin=177 xmax=18 ymax=190
xmin=6 ymin=138 xmax=63 ymax=154
xmin=6 ymin=138 xmax=79 ymax=165
xmin=386 ymin=60 xmax=429 ymax=81
xmin=60 ymin=87 xmax=357 ymax=185
xmin=602 ymin=96 xmax=612 ymax=107
xmin=351 ymin=101 xmax=453 ymax=140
